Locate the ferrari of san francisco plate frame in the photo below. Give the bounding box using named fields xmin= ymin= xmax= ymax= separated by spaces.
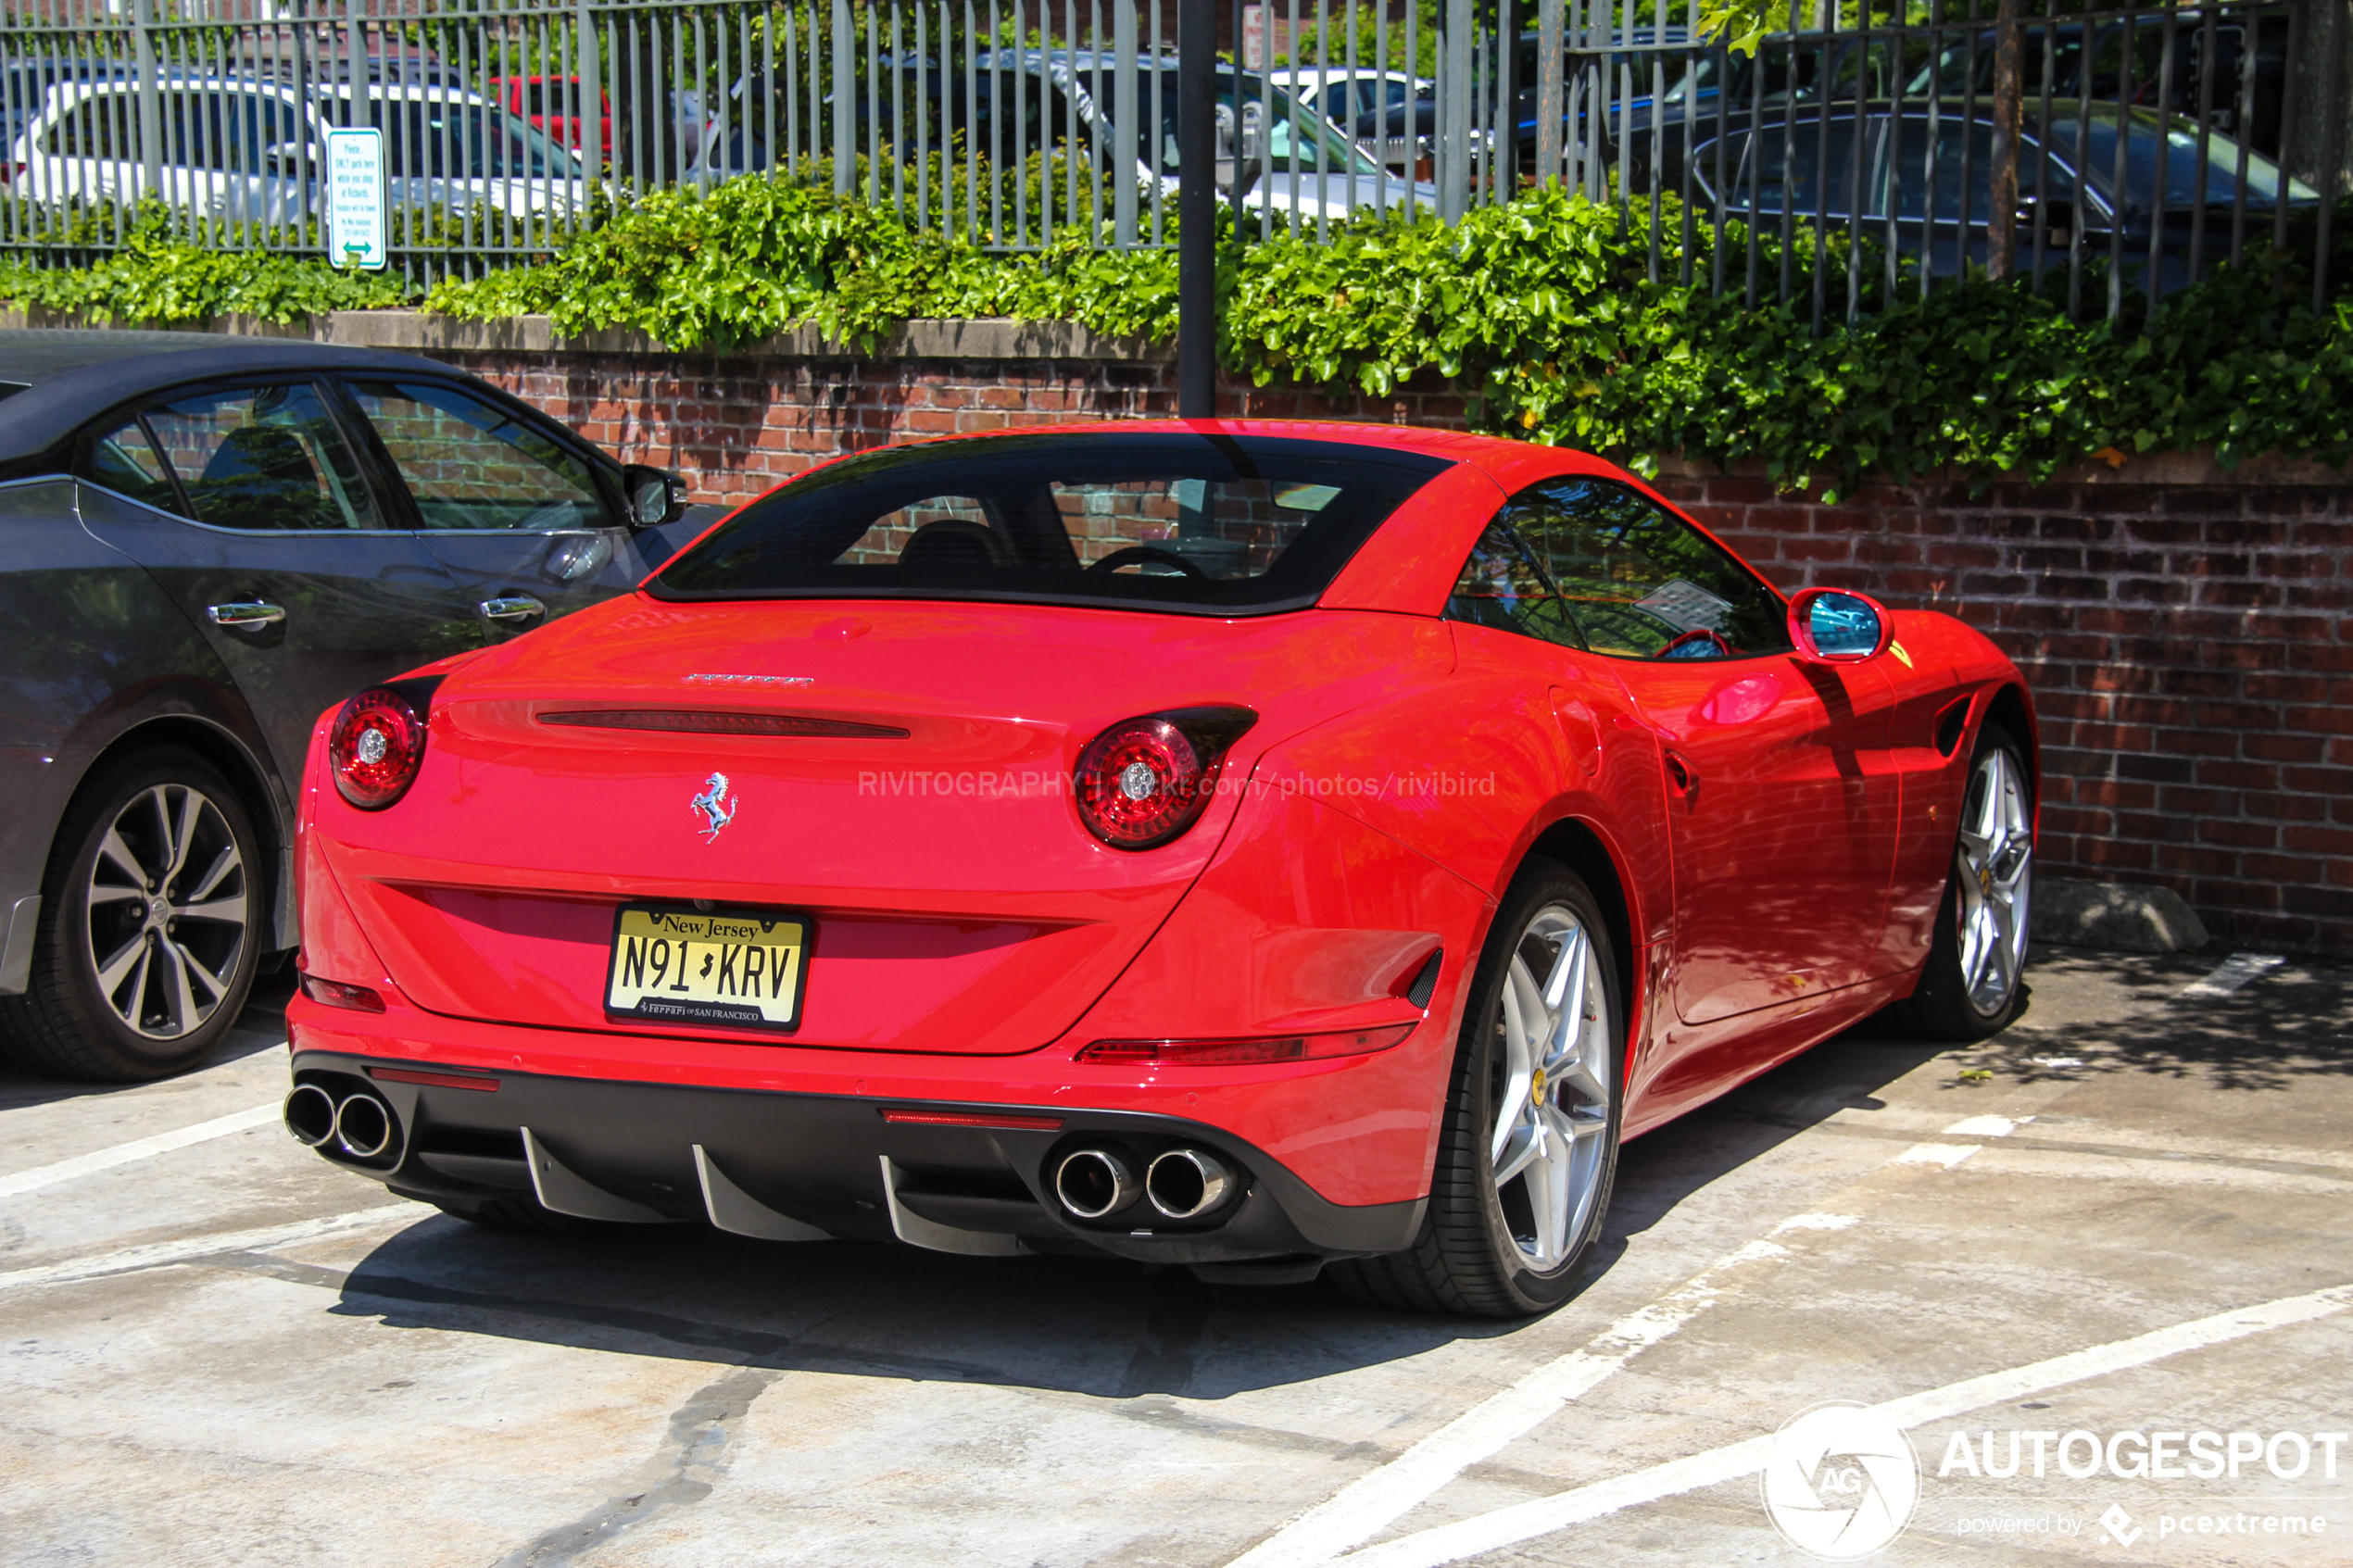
xmin=283 ymin=420 xmax=2035 ymax=1316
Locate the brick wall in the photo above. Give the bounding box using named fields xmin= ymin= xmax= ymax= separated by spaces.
xmin=426 ymin=342 xmax=2352 ymax=958
xmin=1655 ymin=462 xmax=2353 ymax=960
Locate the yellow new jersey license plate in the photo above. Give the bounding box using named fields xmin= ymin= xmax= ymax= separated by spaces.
xmin=604 ymin=905 xmax=810 ymax=1032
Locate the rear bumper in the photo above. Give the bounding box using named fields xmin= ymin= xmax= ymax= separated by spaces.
xmin=289 ymin=1043 xmax=1425 ymax=1266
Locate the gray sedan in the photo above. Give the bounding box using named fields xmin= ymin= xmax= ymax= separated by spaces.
xmin=0 ymin=330 xmax=705 ymax=1081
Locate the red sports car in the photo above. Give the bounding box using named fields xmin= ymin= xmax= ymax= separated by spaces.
xmin=283 ymin=421 xmax=2035 ymax=1317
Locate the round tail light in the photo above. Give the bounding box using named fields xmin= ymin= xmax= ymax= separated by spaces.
xmin=1073 ymin=707 xmax=1256 ymax=850
xmin=330 ymin=686 xmax=428 ymax=809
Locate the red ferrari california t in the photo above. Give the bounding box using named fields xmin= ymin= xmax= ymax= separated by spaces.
xmin=283 ymin=421 xmax=2034 ymax=1317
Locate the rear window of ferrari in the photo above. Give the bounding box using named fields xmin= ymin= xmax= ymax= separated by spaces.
xmin=649 ymin=432 xmax=1453 ymax=615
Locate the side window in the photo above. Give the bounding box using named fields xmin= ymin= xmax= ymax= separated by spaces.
xmin=73 ymin=417 xmax=181 ymax=512
xmin=1445 ymin=520 xmax=1589 ymax=651
xmin=1448 ymin=478 xmax=1792 ymax=660
xmin=49 ymin=94 xmax=125 ymax=159
xmin=346 ymin=379 xmax=604 ymax=532
xmin=142 ymin=383 xmax=381 ymax=532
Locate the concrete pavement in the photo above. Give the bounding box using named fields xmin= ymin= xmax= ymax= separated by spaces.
xmin=4 ymin=947 xmax=2347 ymax=1567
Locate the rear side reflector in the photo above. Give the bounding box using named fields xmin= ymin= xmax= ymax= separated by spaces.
xmin=880 ymin=1109 xmax=1067 ymax=1130
xmin=366 ymin=1067 xmax=501 ymax=1092
xmin=1076 ymin=1024 xmax=1416 ymax=1065
xmin=300 ymin=974 xmax=386 ymax=1013
xmin=540 ymin=710 xmax=910 ymax=738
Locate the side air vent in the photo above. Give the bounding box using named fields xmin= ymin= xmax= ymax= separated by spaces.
xmin=1932 ymin=698 xmax=1970 ymax=758
xmin=539 ymin=709 xmax=910 ymax=739
xmin=1403 ymin=949 xmax=1443 ymax=1009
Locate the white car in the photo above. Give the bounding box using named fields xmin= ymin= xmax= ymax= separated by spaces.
xmin=974 ymin=51 xmax=1435 ymax=223
xmin=6 ymin=76 xmax=585 ymax=227
xmin=1265 ymin=68 xmax=1429 ymax=168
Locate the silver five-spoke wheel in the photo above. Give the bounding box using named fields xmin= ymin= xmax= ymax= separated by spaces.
xmin=1329 ymin=859 xmax=1623 ymax=1318
xmin=1954 ymin=744 xmax=2032 ymax=1019
xmin=1886 ymin=723 xmax=2035 ymax=1042
xmin=1491 ymin=906 xmax=1615 ymax=1271
xmin=83 ymin=782 xmax=252 ymax=1039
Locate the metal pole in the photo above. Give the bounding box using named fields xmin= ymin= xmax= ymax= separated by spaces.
xmin=577 ymin=0 xmax=601 ymax=221
xmin=1441 ymin=0 xmax=1470 ymax=220
xmin=1177 ymin=0 xmax=1214 ymax=416
xmin=1987 ymin=0 xmax=2021 ymax=281
xmin=132 ymin=0 xmax=161 ymax=205
xmin=1115 ymin=0 xmax=1139 ymax=244
xmin=835 ymin=0 xmax=855 ymax=194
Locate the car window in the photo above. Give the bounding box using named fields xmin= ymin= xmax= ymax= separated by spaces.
xmin=371 ymin=97 xmax=568 ymax=178
xmin=47 ymin=91 xmax=131 ymax=158
xmin=1449 ymin=477 xmax=1791 ymax=659
xmin=74 ymin=416 xmax=180 ymax=511
xmin=347 ymin=379 xmax=604 ymax=532
xmin=141 ymin=383 xmax=381 ymax=532
xmin=654 ymin=432 xmax=1448 ymax=615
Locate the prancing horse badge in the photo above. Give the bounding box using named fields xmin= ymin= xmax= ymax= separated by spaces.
xmin=691 ymin=772 xmax=738 ymax=840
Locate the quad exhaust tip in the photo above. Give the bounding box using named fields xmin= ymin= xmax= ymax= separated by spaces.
xmin=283 ymin=1083 xmax=336 ymax=1148
xmin=332 ymin=1093 xmax=396 ymax=1160
xmin=1053 ymin=1148 xmax=1139 ymax=1219
xmin=1146 ymin=1148 xmax=1232 ymax=1220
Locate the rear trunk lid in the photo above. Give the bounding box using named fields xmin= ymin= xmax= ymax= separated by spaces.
xmin=321 ymin=596 xmax=1450 ymax=1053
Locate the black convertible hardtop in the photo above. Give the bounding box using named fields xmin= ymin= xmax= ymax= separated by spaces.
xmin=0 ymin=329 xmax=480 ymax=468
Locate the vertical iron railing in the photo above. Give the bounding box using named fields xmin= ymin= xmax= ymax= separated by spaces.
xmin=0 ymin=0 xmax=2343 ymax=313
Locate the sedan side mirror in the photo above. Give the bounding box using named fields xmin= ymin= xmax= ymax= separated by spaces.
xmin=620 ymin=463 xmax=687 ymax=529
xmin=1788 ymin=587 xmax=1894 ymax=663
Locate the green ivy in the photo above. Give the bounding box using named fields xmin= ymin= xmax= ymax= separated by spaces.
xmin=8 ymin=182 xmax=2350 ymax=495
xmin=0 ymin=206 xmax=416 ymax=323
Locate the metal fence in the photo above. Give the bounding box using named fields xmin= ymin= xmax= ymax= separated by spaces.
xmin=1 ymin=0 xmax=2347 ymax=318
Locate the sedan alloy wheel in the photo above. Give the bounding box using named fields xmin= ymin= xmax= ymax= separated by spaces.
xmin=2 ymin=749 xmax=264 ymax=1081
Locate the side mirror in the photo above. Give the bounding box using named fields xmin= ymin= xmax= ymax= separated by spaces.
xmin=620 ymin=463 xmax=687 ymax=529
xmin=1788 ymin=587 xmax=1894 ymax=663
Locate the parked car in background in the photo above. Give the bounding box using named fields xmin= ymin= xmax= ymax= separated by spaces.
xmin=1266 ymin=68 xmax=1430 ymax=169
xmin=6 ymin=75 xmax=318 ymax=225
xmin=283 ymin=420 xmax=2035 ymax=1315
xmin=901 ymin=51 xmax=1435 ymax=221
xmin=0 ymin=331 xmax=705 ymax=1083
xmin=1691 ymin=102 xmax=2320 ymax=286
xmin=6 ymin=77 xmax=585 ymax=226
xmin=488 ymin=73 xmax=612 ymax=160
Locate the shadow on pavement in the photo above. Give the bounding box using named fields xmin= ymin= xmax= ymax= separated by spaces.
xmin=0 ymin=970 xmax=294 ymax=1113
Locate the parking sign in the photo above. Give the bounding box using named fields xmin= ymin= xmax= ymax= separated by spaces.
xmin=324 ymin=126 xmax=387 ymax=271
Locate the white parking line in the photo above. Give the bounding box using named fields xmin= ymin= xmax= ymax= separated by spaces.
xmin=0 ymin=1102 xmax=282 ymax=1199
xmin=1223 ymin=1212 xmax=1858 ymax=1568
xmin=0 ymin=1203 xmax=419 ymax=1294
xmin=2180 ymin=953 xmax=2285 ymax=998
xmin=1339 ymin=1280 xmax=2353 ymax=1568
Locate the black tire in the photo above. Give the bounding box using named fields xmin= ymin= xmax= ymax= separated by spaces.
xmin=1331 ymin=859 xmax=1624 ymax=1318
xmin=1883 ymin=723 xmax=2035 ymax=1042
xmin=0 ymin=748 xmax=264 ymax=1082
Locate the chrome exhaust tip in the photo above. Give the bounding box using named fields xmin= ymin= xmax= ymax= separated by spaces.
xmin=1053 ymin=1148 xmax=1139 ymax=1220
xmin=333 ymin=1093 xmax=396 ymax=1160
xmin=283 ymin=1083 xmax=337 ymax=1148
xmin=1146 ymin=1148 xmax=1232 ymax=1220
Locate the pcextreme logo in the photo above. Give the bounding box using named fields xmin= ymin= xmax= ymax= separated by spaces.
xmin=1762 ymin=1402 xmax=1922 ymax=1558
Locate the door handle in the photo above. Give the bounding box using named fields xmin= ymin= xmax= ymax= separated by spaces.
xmin=207 ymin=601 xmax=285 ymax=629
xmin=1663 ymin=749 xmax=1698 ymax=797
xmin=479 ymin=596 xmax=547 ymax=625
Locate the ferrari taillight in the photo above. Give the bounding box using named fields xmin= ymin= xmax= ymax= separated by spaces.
xmin=1072 ymin=706 xmax=1256 ymax=850
xmin=329 ymin=685 xmax=428 ymax=809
